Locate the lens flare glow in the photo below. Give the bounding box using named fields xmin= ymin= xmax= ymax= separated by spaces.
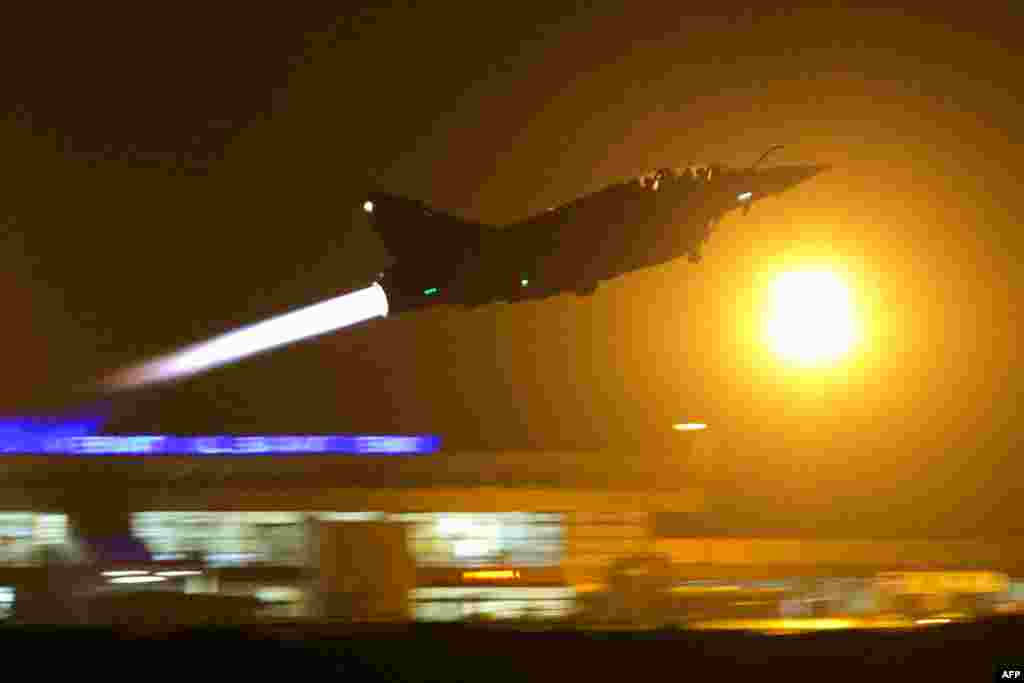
xmin=104 ymin=284 xmax=389 ymax=389
xmin=764 ymin=270 xmax=858 ymax=366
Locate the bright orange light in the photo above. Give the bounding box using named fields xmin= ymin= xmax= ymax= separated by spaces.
xmin=462 ymin=570 xmax=519 ymax=580
xmin=764 ymin=270 xmax=859 ymax=366
xmin=673 ymin=422 xmax=708 ymax=431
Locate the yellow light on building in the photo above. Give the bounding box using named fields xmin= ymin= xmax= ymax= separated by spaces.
xmin=462 ymin=570 xmax=520 ymax=581
xmin=671 ymin=584 xmax=740 ymax=594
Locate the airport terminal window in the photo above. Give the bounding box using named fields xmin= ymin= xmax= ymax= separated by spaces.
xmin=35 ymin=514 xmax=68 ymax=545
xmin=0 ymin=513 xmax=68 ymax=565
xmin=316 ymin=512 xmax=386 ymax=522
xmin=133 ymin=512 xmax=306 ymax=567
xmin=393 ymin=512 xmax=564 ymax=568
xmin=217 ymin=583 xmax=306 ymax=618
xmin=411 ymin=586 xmax=576 ymax=622
xmin=0 ymin=587 xmax=13 ymax=619
xmin=134 ymin=511 xmax=564 ymax=569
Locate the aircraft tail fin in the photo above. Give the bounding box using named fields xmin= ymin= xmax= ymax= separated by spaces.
xmin=363 ymin=193 xmax=496 ymax=312
xmin=364 ymin=193 xmax=490 ymax=269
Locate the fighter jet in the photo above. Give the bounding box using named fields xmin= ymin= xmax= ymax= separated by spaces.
xmin=366 ymin=149 xmax=828 ymax=315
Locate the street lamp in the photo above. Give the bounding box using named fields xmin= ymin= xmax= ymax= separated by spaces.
xmin=672 ymin=422 xmax=715 ymax=473
xmin=673 ymin=421 xmax=716 ymax=565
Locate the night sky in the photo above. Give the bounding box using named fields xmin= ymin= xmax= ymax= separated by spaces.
xmin=1 ymin=5 xmax=1022 ymax=532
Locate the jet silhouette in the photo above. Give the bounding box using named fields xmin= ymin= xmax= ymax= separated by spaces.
xmin=366 ymin=154 xmax=829 ymax=314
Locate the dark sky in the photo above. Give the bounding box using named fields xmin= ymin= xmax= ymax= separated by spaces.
xmin=2 ymin=5 xmax=1022 ymax=530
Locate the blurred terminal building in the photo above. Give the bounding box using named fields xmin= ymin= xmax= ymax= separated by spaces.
xmin=0 ymin=434 xmax=1023 ymax=625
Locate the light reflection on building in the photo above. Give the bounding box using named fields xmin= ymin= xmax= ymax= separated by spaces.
xmin=0 ymin=513 xmax=68 ymax=565
xmin=130 ymin=511 xmax=568 ymax=620
xmin=1 ymin=507 xmax=1022 ymax=627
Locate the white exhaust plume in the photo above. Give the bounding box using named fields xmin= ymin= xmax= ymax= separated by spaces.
xmin=103 ymin=283 xmax=389 ymax=390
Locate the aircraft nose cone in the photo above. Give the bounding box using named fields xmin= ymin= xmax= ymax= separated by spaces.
xmin=757 ymin=163 xmax=831 ymax=196
xmin=791 ymin=163 xmax=831 ymax=184
xmin=808 ymin=163 xmax=832 ymax=177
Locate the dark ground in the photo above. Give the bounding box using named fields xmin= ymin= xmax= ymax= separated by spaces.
xmin=8 ymin=619 xmax=1023 ymax=680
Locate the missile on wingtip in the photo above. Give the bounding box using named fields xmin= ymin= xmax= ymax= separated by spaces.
xmin=102 ymin=283 xmax=389 ymax=391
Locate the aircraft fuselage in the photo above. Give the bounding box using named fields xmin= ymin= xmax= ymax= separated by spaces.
xmin=367 ymin=162 xmax=829 ymax=313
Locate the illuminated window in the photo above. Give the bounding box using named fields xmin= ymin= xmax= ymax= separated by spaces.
xmin=454 ymin=539 xmax=492 ymax=558
xmin=411 ymin=587 xmax=576 ymax=622
xmin=398 ymin=513 xmax=564 ymax=568
xmin=0 ymin=514 xmax=67 ymax=565
xmin=132 ymin=512 xmax=306 ymax=567
xmin=0 ymin=586 xmax=13 ymax=618
xmin=255 ymin=586 xmax=304 ymax=603
xmin=315 ymin=512 xmax=386 ymax=522
xmin=133 ymin=511 xmax=564 ymax=570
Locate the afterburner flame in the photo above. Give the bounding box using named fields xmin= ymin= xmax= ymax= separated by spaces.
xmin=104 ymin=283 xmax=389 ymax=389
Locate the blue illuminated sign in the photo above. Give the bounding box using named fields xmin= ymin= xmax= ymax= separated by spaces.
xmin=0 ymin=413 xmax=108 ymax=437
xmin=0 ymin=411 xmax=438 ymax=455
xmin=0 ymin=434 xmax=440 ymax=455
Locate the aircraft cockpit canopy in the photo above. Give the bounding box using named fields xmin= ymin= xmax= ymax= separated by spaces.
xmin=637 ymin=171 xmax=659 ymax=190
xmin=637 ymin=165 xmax=716 ymax=190
xmin=687 ymin=164 xmax=715 ymax=182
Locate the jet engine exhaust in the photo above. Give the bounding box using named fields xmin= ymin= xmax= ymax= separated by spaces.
xmin=103 ymin=283 xmax=389 ymax=391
